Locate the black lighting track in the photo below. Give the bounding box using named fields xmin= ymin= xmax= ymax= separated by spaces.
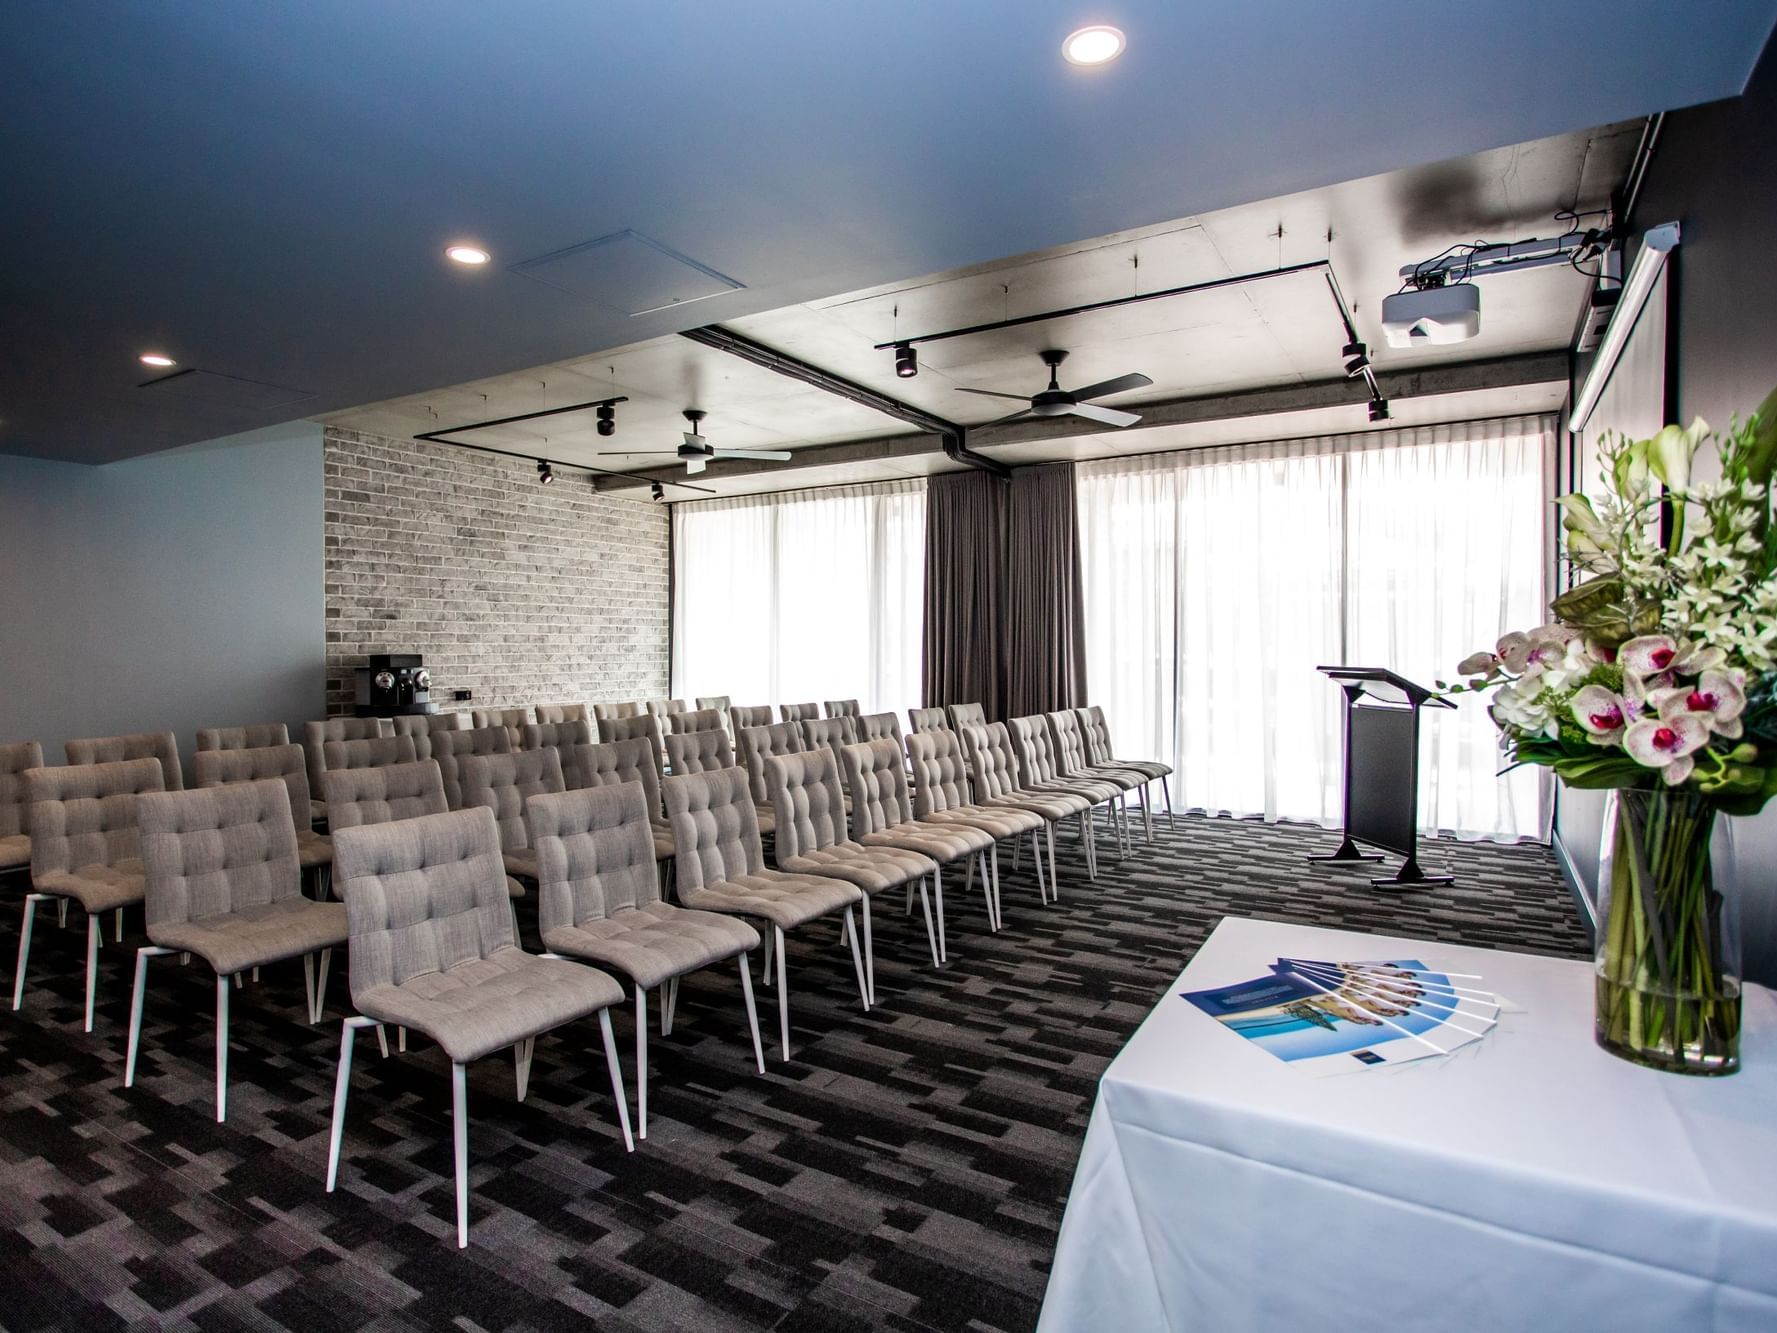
xmin=679 ymin=325 xmax=1010 ymax=477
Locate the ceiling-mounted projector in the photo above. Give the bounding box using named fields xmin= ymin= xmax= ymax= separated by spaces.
xmin=1380 ymin=283 xmax=1480 ymax=348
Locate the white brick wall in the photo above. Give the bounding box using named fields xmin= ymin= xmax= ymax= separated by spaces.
xmin=323 ymin=427 xmax=670 ymax=716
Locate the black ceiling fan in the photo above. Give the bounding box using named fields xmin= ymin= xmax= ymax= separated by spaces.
xmin=955 ymin=349 xmax=1153 ymax=428
xmin=601 ymin=408 xmax=792 ymax=475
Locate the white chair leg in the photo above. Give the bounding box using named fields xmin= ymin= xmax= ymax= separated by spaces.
xmin=762 ymin=928 xmax=774 ymax=987
xmin=918 ymin=876 xmax=940 ymax=966
xmin=933 ymin=866 xmax=947 ymax=964
xmin=327 ymin=1015 xmax=377 ymax=1192
xmin=635 ymin=984 xmax=649 ymax=1140
xmin=303 ymin=953 xmax=318 ymax=1026
xmin=375 ymin=1024 xmax=390 ymax=1058
xmin=57 ymin=897 xmax=68 ymax=929
xmin=317 ymin=948 xmax=332 ymax=1022
xmin=774 ymin=925 xmax=790 ymax=1060
xmin=84 ymin=914 xmax=102 ymax=1032
xmin=115 ymin=906 xmax=124 ymax=943
xmin=398 ymin=1026 xmax=407 ymax=1053
xmin=451 ymin=1061 xmax=470 ymax=1248
xmin=981 ymin=851 xmax=999 ymax=931
xmin=738 ymin=953 xmax=765 ymax=1074
xmin=842 ymin=907 xmax=868 ymax=1011
xmin=904 ymin=880 xmax=914 ymax=916
xmin=1032 ymin=830 xmax=1047 ymax=904
xmin=1163 ymin=775 xmax=1176 ymax=829
xmin=13 ymin=893 xmax=47 ymax=1011
xmin=215 ymin=974 xmax=230 ymax=1123
xmin=860 ymin=895 xmax=875 ymax=1006
xmin=597 ymin=1008 xmax=635 ymax=1152
xmin=123 ymin=946 xmax=176 ymax=1087
xmin=1140 ymin=784 xmax=1154 ymax=841
xmin=661 ymin=976 xmax=679 ymax=1036
xmin=512 ymin=1036 xmax=535 ymax=1102
xmin=1049 ymin=821 xmax=1061 ymax=897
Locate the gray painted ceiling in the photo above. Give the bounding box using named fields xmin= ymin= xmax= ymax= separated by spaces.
xmin=4 ymin=1 xmax=1773 ymax=464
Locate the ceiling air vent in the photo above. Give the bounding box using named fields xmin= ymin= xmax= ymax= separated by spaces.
xmin=510 ymin=229 xmax=744 ymax=315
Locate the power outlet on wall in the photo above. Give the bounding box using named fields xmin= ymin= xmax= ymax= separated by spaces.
xmin=453 ymin=688 xmax=473 ymax=702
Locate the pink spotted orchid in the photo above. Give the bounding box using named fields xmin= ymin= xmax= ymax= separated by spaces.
xmin=1569 ymin=685 xmax=1635 ymax=746
xmin=1654 ymin=668 xmax=1748 ymax=740
xmin=1623 ymin=714 xmax=1712 ymax=785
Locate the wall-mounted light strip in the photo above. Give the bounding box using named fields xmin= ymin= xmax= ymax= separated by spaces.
xmin=1568 ymin=221 xmax=1680 ymax=434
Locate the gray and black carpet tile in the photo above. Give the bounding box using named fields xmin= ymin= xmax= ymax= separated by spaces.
xmin=0 ymin=813 xmax=1588 ymax=1331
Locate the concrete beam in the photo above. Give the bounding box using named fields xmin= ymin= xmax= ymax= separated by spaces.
xmin=591 ymin=349 xmax=1567 ymax=491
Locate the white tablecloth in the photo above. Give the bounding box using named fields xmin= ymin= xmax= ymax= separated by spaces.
xmin=1038 ymin=916 xmax=1777 ymax=1332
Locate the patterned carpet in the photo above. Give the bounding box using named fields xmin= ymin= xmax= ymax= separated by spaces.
xmin=0 ymin=813 xmax=1589 ymax=1332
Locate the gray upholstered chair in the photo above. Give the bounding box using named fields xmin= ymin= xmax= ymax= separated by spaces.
xmin=822 ymin=699 xmax=860 ymax=719
xmin=1008 ymin=716 xmax=1119 ymax=878
xmin=322 ymin=735 xmax=420 ymax=781
xmin=196 ymin=723 xmax=291 ymax=752
xmin=303 ymin=718 xmax=394 ymax=823
xmin=1078 ymin=705 xmax=1174 ymax=834
xmin=471 ymin=708 xmax=529 ymax=748
xmin=571 ymin=738 xmax=674 ymax=876
xmin=522 ymin=719 xmax=594 ymax=788
xmin=665 ymin=708 xmax=724 ymax=737
xmin=0 ymin=741 xmax=43 ymax=876
xmin=598 ymin=712 xmax=666 ymax=785
xmin=661 ymin=767 xmax=865 ymax=1060
xmin=1046 ymin=710 xmax=1138 ymax=856
xmin=427 ymin=712 xmax=471 ymax=734
xmin=593 ymin=700 xmax=646 ymax=722
xmin=736 ymin=723 xmax=807 ymax=837
xmin=193 ymin=743 xmax=332 ymax=896
xmin=838 ymin=739 xmax=995 ymax=960
xmin=320 ymin=758 xmax=448 ymax=830
xmin=907 ymin=728 xmax=1047 ymax=916
xmin=458 ymin=749 xmax=565 ymax=889
xmin=535 ymin=702 xmax=589 ymax=724
xmin=664 ymin=728 xmax=735 ymax=778
xmin=430 ymin=725 xmax=513 ymax=811
xmin=17 ymin=757 xmax=163 ymax=1029
xmin=958 ymin=722 xmax=1086 ymax=898
xmin=325 ymin=806 xmax=632 ymax=1247
xmin=529 ymin=783 xmax=764 ymax=1138
xmin=765 ymin=748 xmax=937 ymax=995
xmin=800 ymin=716 xmax=860 ymax=764
xmin=729 ymin=705 xmax=772 ymax=736
xmin=644 ymin=699 xmax=689 ymax=729
xmin=388 ymin=714 xmax=435 ymax=762
xmin=66 ymin=730 xmax=183 ymax=793
xmin=907 ymin=708 xmax=950 ymax=735
xmin=857 ymin=711 xmax=904 ymax=746
xmin=947 ymin=702 xmax=987 ymax=730
xmin=126 ymin=779 xmax=349 ymax=1121
xmin=694 ymin=695 xmax=731 ymax=721
xmin=778 ymin=702 xmax=819 ymax=723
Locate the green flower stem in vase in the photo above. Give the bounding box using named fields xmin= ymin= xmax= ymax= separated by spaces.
xmin=1595 ymin=788 xmax=1741 ymax=1074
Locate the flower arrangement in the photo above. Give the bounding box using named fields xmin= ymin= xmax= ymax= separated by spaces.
xmin=1443 ymin=390 xmax=1777 ymax=1074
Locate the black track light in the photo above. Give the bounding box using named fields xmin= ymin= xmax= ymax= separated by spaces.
xmin=596 ymin=402 xmax=616 ymax=437
xmin=650 ymin=481 xmax=666 ymax=503
xmin=1342 ymin=340 xmax=1370 ymax=377
xmin=1369 ymin=398 xmax=1391 ymax=423
xmin=894 ymin=343 xmax=918 ymax=378
xmin=536 ymin=458 xmax=554 ymax=484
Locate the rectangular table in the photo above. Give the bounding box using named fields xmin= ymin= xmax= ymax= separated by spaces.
xmin=1038 ymin=916 xmax=1777 ymax=1332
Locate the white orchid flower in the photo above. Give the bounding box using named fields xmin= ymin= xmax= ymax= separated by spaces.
xmin=1672 ymin=641 xmax=1727 ymax=674
xmin=1619 ymin=634 xmax=1680 ymax=679
xmin=1623 ymin=715 xmax=1710 ymax=785
xmin=1494 ymin=631 xmax=1532 ymax=673
xmin=1456 ymin=651 xmax=1499 ymax=679
xmin=1658 ymin=668 xmax=1749 ymax=740
xmin=1570 ymin=685 xmax=1634 ymax=746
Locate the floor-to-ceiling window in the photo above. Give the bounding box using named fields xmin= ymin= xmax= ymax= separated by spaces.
xmin=672 ymin=479 xmax=926 ymax=718
xmin=1078 ymin=415 xmax=1552 ymax=840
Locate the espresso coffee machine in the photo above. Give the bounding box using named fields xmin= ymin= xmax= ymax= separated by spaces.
xmin=352 ymin=653 xmax=438 ymax=717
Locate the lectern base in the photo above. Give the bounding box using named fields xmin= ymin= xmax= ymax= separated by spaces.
xmin=1369 ymin=856 xmax=1454 ymax=891
xmin=1307 ymin=836 xmax=1384 ymax=865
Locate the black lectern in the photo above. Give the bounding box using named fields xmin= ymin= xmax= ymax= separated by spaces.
xmin=1311 ymin=666 xmax=1454 ymax=890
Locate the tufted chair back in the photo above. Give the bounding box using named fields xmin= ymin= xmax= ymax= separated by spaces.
xmin=331 ymin=807 xmax=517 ymax=1001
xmin=729 ymin=705 xmax=772 ymax=735
xmin=947 ymin=702 xmax=986 ymax=730
xmin=197 ymin=724 xmax=290 ymax=753
xmin=905 ymin=729 xmax=975 ymax=817
xmin=571 ymin=738 xmax=663 ymax=816
xmin=857 ymin=711 xmax=904 ymax=746
xmin=527 ymin=784 xmax=660 ymax=935
xmin=664 ymin=728 xmax=734 ymax=777
xmin=534 ymin=702 xmax=589 ymax=724
xmin=471 ymin=708 xmax=529 ymax=748
xmin=735 ymin=721 xmax=806 ymax=804
xmin=387 ymin=715 xmax=436 ymax=761
xmin=778 ymin=702 xmax=818 ymax=723
xmin=694 ymin=695 xmax=731 ymax=717
xmin=26 ymin=758 xmax=164 ymax=877
xmin=522 ymin=719 xmax=594 ymax=787
xmin=1046 ymin=710 xmax=1094 ymax=776
xmin=322 ymin=735 xmax=418 ymax=776
xmin=667 ymin=708 xmax=724 ymax=736
xmin=960 ymin=723 xmax=1022 ymax=800
xmin=838 ymin=739 xmax=913 ymax=840
xmin=662 ymin=767 xmax=763 ymax=891
xmin=322 ymin=759 xmax=448 ymax=830
xmin=764 ymin=748 xmax=848 ymax=862
xmin=303 ymin=718 xmax=392 ymax=801
xmin=458 ymin=749 xmax=565 ymax=855
xmin=593 ymin=700 xmax=646 ymax=721
xmin=427 ymin=712 xmax=470 ymax=734
xmin=0 ymin=741 xmax=44 ymax=838
xmin=597 ymin=712 xmax=664 ymax=776
xmin=193 ymin=743 xmax=311 ymax=835
xmin=429 ymin=726 xmax=513 ymax=810
xmin=907 ymin=707 xmax=949 ymax=736
xmin=1008 ymin=716 xmax=1063 ymax=786
xmin=139 ymin=779 xmax=301 ymax=929
xmin=823 ymin=699 xmax=860 ymax=718
xmin=799 ymin=716 xmax=859 ymax=774
xmin=1074 ymin=706 xmax=1116 ymax=767
xmin=66 ymin=730 xmax=183 ymax=793
xmin=644 ymin=700 xmax=689 ymax=733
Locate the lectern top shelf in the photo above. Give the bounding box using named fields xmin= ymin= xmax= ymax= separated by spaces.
xmin=1315 ymin=666 xmax=1455 ymax=710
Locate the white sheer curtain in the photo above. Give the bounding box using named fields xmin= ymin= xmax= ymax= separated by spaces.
xmin=672 ymin=479 xmax=926 ymax=717
xmin=1079 ymin=415 xmax=1554 ymax=841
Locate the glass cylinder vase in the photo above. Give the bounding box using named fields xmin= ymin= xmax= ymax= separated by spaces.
xmin=1594 ymin=788 xmax=1740 ymax=1075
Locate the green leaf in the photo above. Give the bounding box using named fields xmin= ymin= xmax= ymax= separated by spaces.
xmin=1742 ymin=385 xmax=1777 ymax=486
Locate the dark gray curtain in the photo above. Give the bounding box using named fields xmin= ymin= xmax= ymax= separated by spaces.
xmin=1003 ymin=462 xmax=1088 ymax=718
xmin=922 ymin=469 xmax=1006 ymax=719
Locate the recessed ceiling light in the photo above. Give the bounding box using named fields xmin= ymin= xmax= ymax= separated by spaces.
xmin=1063 ymin=24 xmax=1126 ymax=66
xmin=445 ymin=244 xmax=491 ymax=266
xmin=139 ymin=352 xmax=176 ymax=368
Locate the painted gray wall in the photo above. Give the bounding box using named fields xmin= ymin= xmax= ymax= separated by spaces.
xmin=0 ymin=421 xmax=325 ymax=774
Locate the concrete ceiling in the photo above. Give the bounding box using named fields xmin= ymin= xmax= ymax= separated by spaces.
xmin=322 ymin=119 xmax=1636 ymax=496
xmin=4 ymin=1 xmax=1773 ymax=464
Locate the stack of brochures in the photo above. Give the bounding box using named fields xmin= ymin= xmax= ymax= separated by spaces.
xmin=1183 ymin=955 xmax=1500 ymax=1075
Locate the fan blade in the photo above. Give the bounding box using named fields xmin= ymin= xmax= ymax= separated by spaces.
xmin=598 ymin=450 xmax=680 ymax=455
xmin=954 ymin=386 xmax=1034 ymax=402
xmin=1068 ymin=402 xmax=1141 ymax=428
xmin=665 ymin=478 xmax=717 ymax=495
xmin=981 ymin=409 xmax=1037 ymax=428
xmin=711 ymin=448 xmax=792 ymax=462
xmin=686 ymin=456 xmax=708 ymax=475
xmin=1070 ymin=372 xmax=1153 ymax=401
